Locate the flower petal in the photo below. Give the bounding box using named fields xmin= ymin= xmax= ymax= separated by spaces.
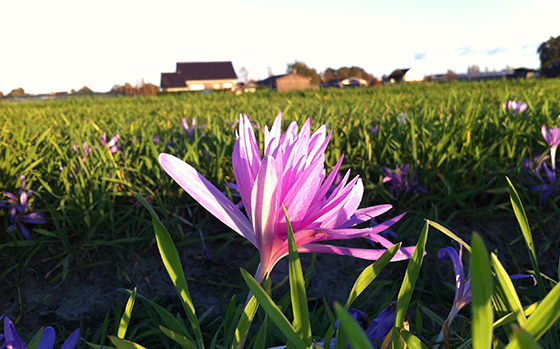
xmin=297 ymin=243 xmax=416 ymax=261
xmin=37 ymin=327 xmax=56 ymax=349
xmin=159 ymin=153 xmax=256 ymax=246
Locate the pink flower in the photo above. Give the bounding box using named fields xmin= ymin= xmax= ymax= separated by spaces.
xmin=542 ymin=124 xmax=560 ymax=170
xmin=504 ymin=100 xmax=528 ymax=116
xmin=159 ymin=113 xmax=415 ymax=282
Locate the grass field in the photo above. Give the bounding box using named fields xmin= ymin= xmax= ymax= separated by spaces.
xmin=1 ymin=79 xmax=559 ymax=348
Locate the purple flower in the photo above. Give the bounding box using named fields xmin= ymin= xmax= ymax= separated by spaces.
xmin=330 ymin=303 xmax=396 ymax=349
xmin=102 ymin=133 xmax=122 ymax=154
xmin=153 ymin=135 xmax=160 ymax=144
xmin=72 ymin=141 xmax=92 ymax=163
xmin=521 ymin=155 xmax=559 ymax=202
xmin=3 ymin=316 xmax=80 ymax=349
xmin=182 ymin=117 xmax=207 ymax=137
xmin=542 ymin=125 xmax=560 ymax=170
xmin=159 ymin=113 xmax=416 ymax=283
xmin=1 ymin=175 xmax=47 ymax=240
xmin=504 ymin=100 xmax=528 ymax=116
xmin=371 ymin=125 xmax=379 ymax=136
xmin=382 ymin=164 xmax=429 ymax=199
xmin=435 ymin=246 xmax=535 ymax=346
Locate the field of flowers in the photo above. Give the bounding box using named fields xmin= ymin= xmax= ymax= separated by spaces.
xmin=0 ymin=79 xmax=559 ymax=348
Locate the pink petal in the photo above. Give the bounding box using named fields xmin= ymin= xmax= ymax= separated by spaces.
xmin=339 ymin=205 xmax=393 ymax=228
xmin=159 ymin=153 xmax=256 ymax=246
xmin=251 ymin=156 xmax=280 ymax=266
xmin=297 ymin=243 xmax=416 ymax=261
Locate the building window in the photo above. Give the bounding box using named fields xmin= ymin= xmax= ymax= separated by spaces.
xmin=222 ymin=83 xmax=233 ymax=89
xmin=213 ymin=84 xmax=221 ymax=89
xmin=188 ymin=84 xmax=205 ymax=91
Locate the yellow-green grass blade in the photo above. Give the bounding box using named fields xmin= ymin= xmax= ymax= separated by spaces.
xmin=399 ymin=329 xmax=429 ymax=349
xmin=159 ymin=325 xmax=198 ymax=349
xmin=471 ymin=234 xmax=493 ymax=349
xmin=109 ymin=336 xmax=147 ymax=349
xmin=240 ymin=268 xmax=308 ymax=349
xmin=393 ymin=222 xmax=429 ymax=349
xmin=345 ymin=242 xmax=402 ymax=309
xmin=118 ymin=287 xmax=137 ymax=339
xmin=491 ymin=254 xmax=526 ymax=326
xmin=285 ymin=206 xmax=312 ymax=347
xmin=334 ymin=303 xmax=374 ymax=349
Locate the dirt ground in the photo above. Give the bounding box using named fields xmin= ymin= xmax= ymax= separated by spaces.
xmin=1 ymin=214 xmax=557 ymax=340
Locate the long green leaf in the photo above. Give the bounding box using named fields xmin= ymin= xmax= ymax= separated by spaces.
xmin=334 ymin=303 xmax=374 ymax=349
xmin=399 ymin=329 xmax=429 ymax=349
xmin=393 ymin=222 xmax=429 ymax=349
xmin=135 ymin=193 xmax=204 ymax=349
xmin=426 ymin=220 xmax=471 ymax=253
xmin=471 ymin=233 xmax=493 ymax=349
xmin=118 ymin=287 xmax=137 ymax=339
xmin=240 ymin=268 xmax=308 ymax=349
xmin=159 ymin=325 xmax=198 ymax=349
xmin=285 ymin=206 xmax=312 ymax=347
xmin=345 ymin=242 xmax=402 ymax=309
xmin=505 ymin=327 xmax=545 ymax=349
xmin=505 ymin=177 xmax=546 ymax=298
xmin=491 ymin=254 xmax=526 ymax=326
xmin=109 ymin=336 xmax=147 ymax=349
xmin=521 ymin=281 xmax=560 ymax=340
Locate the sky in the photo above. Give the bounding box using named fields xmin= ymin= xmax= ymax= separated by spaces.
xmin=1 ymin=0 xmax=559 ymax=95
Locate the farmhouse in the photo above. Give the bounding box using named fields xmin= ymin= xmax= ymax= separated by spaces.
xmin=385 ymin=68 xmax=425 ymax=83
xmin=160 ymin=61 xmax=239 ymax=92
xmin=257 ymin=73 xmax=311 ymax=92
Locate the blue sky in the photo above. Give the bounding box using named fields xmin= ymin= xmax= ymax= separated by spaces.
xmin=1 ymin=0 xmax=559 ymax=94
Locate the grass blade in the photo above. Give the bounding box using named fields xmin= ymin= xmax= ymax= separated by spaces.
xmin=118 ymin=287 xmax=137 ymax=339
xmin=491 ymin=254 xmax=526 ymax=326
xmin=109 ymin=336 xmax=147 ymax=349
xmin=240 ymin=268 xmax=308 ymax=349
xmin=345 ymin=242 xmax=402 ymax=309
xmin=285 ymin=206 xmax=312 ymax=347
xmin=159 ymin=325 xmax=198 ymax=349
xmin=334 ymin=303 xmax=374 ymax=349
xmin=471 ymin=233 xmax=493 ymax=349
xmin=393 ymin=221 xmax=429 ymax=349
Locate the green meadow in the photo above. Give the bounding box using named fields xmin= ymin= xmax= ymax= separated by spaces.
xmin=1 ymin=79 xmax=559 ymax=348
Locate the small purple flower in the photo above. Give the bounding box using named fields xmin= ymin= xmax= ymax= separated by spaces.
xmin=371 ymin=125 xmax=379 ymax=136
xmin=182 ymin=117 xmax=207 ymax=137
xmin=542 ymin=125 xmax=560 ymax=170
xmin=504 ymin=100 xmax=528 ymax=116
xmin=153 ymin=135 xmax=160 ymax=144
xmin=1 ymin=175 xmax=47 ymax=240
xmin=3 ymin=316 xmax=80 ymax=349
xmin=382 ymin=164 xmax=428 ymax=199
xmin=72 ymin=141 xmax=93 ymax=163
xmin=102 ymin=133 xmax=122 ymax=154
xmin=521 ymin=154 xmax=559 ymax=202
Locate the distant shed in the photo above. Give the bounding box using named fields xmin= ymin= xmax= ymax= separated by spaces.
xmin=258 ymin=73 xmax=311 ymax=92
xmin=160 ymin=61 xmax=239 ymax=91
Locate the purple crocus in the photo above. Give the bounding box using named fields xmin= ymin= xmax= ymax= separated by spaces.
xmin=72 ymin=142 xmax=92 ymax=163
xmin=182 ymin=117 xmax=207 ymax=137
xmin=371 ymin=125 xmax=379 ymax=136
xmin=153 ymin=135 xmax=160 ymax=144
xmin=1 ymin=175 xmax=47 ymax=240
xmin=382 ymin=164 xmax=429 ymax=199
xmin=504 ymin=100 xmax=528 ymax=116
xmin=520 ymin=155 xmax=559 ymax=202
xmin=542 ymin=125 xmax=560 ymax=170
xmin=435 ymin=246 xmax=535 ymax=347
xmin=3 ymin=316 xmax=80 ymax=349
xmin=329 ymin=303 xmax=396 ymax=349
xmin=159 ymin=113 xmax=416 ymax=283
xmin=102 ymin=133 xmax=122 ymax=154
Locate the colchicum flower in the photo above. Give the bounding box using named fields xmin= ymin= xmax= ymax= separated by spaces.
xmin=521 ymin=155 xmax=559 ymax=202
xmin=72 ymin=142 xmax=92 ymax=163
xmin=102 ymin=133 xmax=122 ymax=154
xmin=2 ymin=316 xmax=80 ymax=349
xmin=182 ymin=117 xmax=207 ymax=137
xmin=542 ymin=124 xmax=560 ymax=170
xmin=435 ymin=246 xmax=535 ymax=347
xmin=371 ymin=125 xmax=379 ymax=136
xmin=0 ymin=175 xmax=47 ymax=240
xmin=160 ymin=113 xmax=416 ymax=282
xmin=504 ymin=100 xmax=528 ymax=116
xmin=382 ymin=164 xmax=428 ymax=199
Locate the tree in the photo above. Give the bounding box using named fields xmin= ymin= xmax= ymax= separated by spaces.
xmin=538 ymin=35 xmax=560 ymax=77
xmin=321 ymin=66 xmax=375 ymax=84
xmin=78 ymin=86 xmax=94 ymax=94
xmin=8 ymin=88 xmax=25 ymax=97
xmin=287 ymin=61 xmax=321 ymax=86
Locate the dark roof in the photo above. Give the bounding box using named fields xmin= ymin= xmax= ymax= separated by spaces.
xmin=257 ymin=74 xmax=288 ymax=84
xmin=161 ymin=61 xmax=238 ymax=89
xmin=176 ymin=61 xmax=238 ymax=80
xmin=388 ymin=68 xmax=410 ymax=81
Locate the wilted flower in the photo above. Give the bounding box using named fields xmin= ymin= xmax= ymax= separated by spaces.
xmin=2 ymin=316 xmax=80 ymax=349
xmin=542 ymin=124 xmax=560 ymax=170
xmin=504 ymin=100 xmax=528 ymax=116
xmin=382 ymin=164 xmax=428 ymax=199
xmin=160 ymin=113 xmax=416 ymax=282
xmin=102 ymin=133 xmax=122 ymax=154
xmin=371 ymin=125 xmax=379 ymax=136
xmin=0 ymin=175 xmax=47 ymax=240
xmin=182 ymin=117 xmax=207 ymax=137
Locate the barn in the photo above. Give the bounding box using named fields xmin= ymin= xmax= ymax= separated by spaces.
xmin=257 ymin=73 xmax=311 ymax=92
xmin=160 ymin=61 xmax=239 ymax=92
